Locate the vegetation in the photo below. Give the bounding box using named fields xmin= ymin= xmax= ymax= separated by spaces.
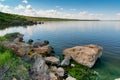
xmin=0 ymin=33 xmax=31 ymax=79
xmin=66 ymin=61 xmax=99 ymax=80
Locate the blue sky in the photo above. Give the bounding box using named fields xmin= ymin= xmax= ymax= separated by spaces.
xmin=0 ymin=0 xmax=120 ymax=20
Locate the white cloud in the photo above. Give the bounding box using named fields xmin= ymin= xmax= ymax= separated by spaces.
xmin=116 ymin=13 xmax=120 ymax=16
xmin=15 ymin=4 xmax=25 ymax=10
xmin=22 ymin=0 xmax=28 ymax=4
xmin=0 ymin=3 xmax=11 ymax=13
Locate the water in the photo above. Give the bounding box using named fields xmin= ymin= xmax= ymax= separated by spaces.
xmin=0 ymin=21 xmax=120 ymax=80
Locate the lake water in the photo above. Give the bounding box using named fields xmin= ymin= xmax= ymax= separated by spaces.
xmin=0 ymin=21 xmax=120 ymax=80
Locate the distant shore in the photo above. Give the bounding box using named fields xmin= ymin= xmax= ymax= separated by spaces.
xmin=0 ymin=12 xmax=100 ymax=28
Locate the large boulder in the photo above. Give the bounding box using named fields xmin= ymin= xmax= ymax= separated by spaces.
xmin=62 ymin=44 xmax=103 ymax=68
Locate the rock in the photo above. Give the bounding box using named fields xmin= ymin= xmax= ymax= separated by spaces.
xmin=66 ymin=76 xmax=76 ymax=80
xmin=50 ymin=72 xmax=58 ymax=80
xmin=33 ymin=45 xmax=53 ymax=56
xmin=45 ymin=57 xmax=60 ymax=65
xmin=71 ymin=64 xmax=75 ymax=67
xmin=12 ymin=77 xmax=17 ymax=80
xmin=14 ymin=34 xmax=24 ymax=43
xmin=27 ymin=39 xmax=33 ymax=45
xmin=61 ymin=56 xmax=71 ymax=66
xmin=115 ymin=78 xmax=120 ymax=80
xmin=62 ymin=44 xmax=103 ymax=68
xmin=33 ymin=40 xmax=49 ymax=48
xmin=56 ymin=67 xmax=64 ymax=77
xmin=49 ymin=66 xmax=58 ymax=73
xmin=29 ymin=54 xmax=50 ymax=80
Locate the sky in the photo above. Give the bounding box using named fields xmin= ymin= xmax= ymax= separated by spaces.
xmin=0 ymin=0 xmax=120 ymax=20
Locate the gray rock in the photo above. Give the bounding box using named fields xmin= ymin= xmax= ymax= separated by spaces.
xmin=30 ymin=54 xmax=50 ymax=80
xmin=61 ymin=56 xmax=71 ymax=66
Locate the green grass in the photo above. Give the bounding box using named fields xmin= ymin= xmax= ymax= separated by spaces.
xmin=65 ymin=61 xmax=99 ymax=80
xmin=0 ymin=45 xmax=13 ymax=66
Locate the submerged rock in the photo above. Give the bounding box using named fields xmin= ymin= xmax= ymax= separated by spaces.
xmin=62 ymin=44 xmax=103 ymax=68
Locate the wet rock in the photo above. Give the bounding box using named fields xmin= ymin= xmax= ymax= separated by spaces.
xmin=33 ymin=40 xmax=49 ymax=48
xmin=62 ymin=44 xmax=103 ymax=68
xmin=61 ymin=56 xmax=71 ymax=66
xmin=29 ymin=54 xmax=50 ymax=80
xmin=27 ymin=39 xmax=33 ymax=45
xmin=45 ymin=56 xmax=60 ymax=65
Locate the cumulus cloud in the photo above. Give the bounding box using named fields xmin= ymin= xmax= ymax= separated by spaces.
xmin=22 ymin=0 xmax=28 ymax=4
xmin=15 ymin=4 xmax=25 ymax=10
xmin=0 ymin=3 xmax=11 ymax=13
xmin=0 ymin=2 xmax=104 ymax=20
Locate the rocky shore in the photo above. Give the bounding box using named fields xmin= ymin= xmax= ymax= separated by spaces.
xmin=0 ymin=33 xmax=103 ymax=80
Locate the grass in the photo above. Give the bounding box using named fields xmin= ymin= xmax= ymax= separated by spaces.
xmin=0 ymin=33 xmax=31 ymax=79
xmin=65 ymin=61 xmax=99 ymax=80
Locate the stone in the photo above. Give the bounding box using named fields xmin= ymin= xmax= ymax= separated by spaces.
xmin=49 ymin=72 xmax=58 ymax=80
xmin=62 ymin=44 xmax=103 ymax=68
xmin=66 ymin=76 xmax=76 ymax=80
xmin=33 ymin=45 xmax=53 ymax=56
xmin=56 ymin=67 xmax=64 ymax=77
xmin=61 ymin=56 xmax=71 ymax=66
xmin=14 ymin=34 xmax=24 ymax=43
xmin=115 ymin=78 xmax=120 ymax=80
xmin=33 ymin=40 xmax=49 ymax=48
xmin=29 ymin=54 xmax=50 ymax=80
xmin=71 ymin=64 xmax=75 ymax=67
xmin=49 ymin=66 xmax=57 ymax=73
xmin=45 ymin=57 xmax=60 ymax=65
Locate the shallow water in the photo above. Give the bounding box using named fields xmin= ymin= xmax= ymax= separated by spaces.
xmin=0 ymin=21 xmax=120 ymax=80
